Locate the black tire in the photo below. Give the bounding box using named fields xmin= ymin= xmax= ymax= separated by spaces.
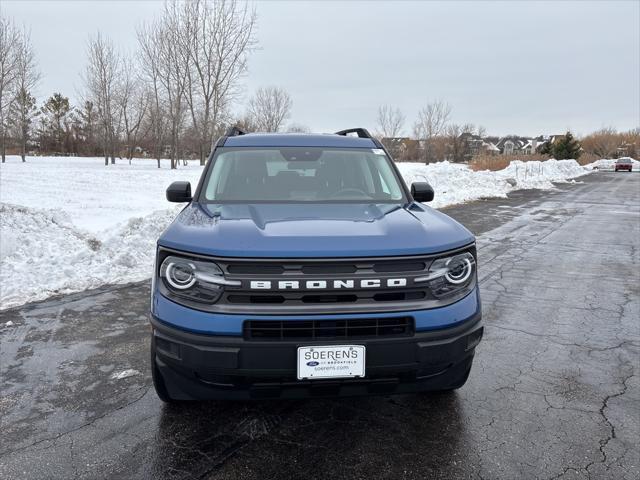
xmin=151 ymin=336 xmax=179 ymax=403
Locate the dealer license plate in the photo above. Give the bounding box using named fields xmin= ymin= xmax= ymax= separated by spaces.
xmin=297 ymin=345 xmax=366 ymax=380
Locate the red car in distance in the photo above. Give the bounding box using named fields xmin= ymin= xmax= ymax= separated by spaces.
xmin=614 ymin=158 xmax=633 ymax=172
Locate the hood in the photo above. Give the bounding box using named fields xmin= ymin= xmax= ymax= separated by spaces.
xmin=158 ymin=202 xmax=474 ymax=258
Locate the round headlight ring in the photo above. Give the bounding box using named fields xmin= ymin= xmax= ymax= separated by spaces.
xmin=445 ymin=256 xmax=473 ymax=285
xmin=165 ymin=261 xmax=197 ymax=290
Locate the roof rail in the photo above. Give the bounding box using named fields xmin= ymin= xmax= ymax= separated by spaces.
xmin=225 ymin=126 xmax=247 ymax=137
xmin=335 ymin=128 xmax=373 ymax=139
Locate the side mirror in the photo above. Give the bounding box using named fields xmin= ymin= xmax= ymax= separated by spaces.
xmin=166 ymin=181 xmax=192 ymax=203
xmin=411 ymin=182 xmax=434 ymax=203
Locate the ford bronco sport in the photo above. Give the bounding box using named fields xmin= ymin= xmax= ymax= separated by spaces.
xmin=150 ymin=127 xmax=483 ymax=401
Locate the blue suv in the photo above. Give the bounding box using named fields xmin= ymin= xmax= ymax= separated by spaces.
xmin=150 ymin=128 xmax=482 ymax=401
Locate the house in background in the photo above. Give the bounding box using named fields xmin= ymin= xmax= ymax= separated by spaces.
xmin=521 ymin=136 xmax=547 ymax=155
xmin=459 ymin=132 xmax=500 ymax=160
xmin=547 ymin=134 xmax=566 ymax=145
xmin=494 ymin=135 xmax=549 ymax=155
xmin=381 ymin=137 xmax=420 ymax=161
xmin=383 ymin=132 xmax=559 ymax=163
xmin=495 ymin=136 xmax=527 ymax=155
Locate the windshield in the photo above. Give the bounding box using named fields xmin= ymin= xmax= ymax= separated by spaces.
xmin=201 ymin=147 xmax=406 ymax=203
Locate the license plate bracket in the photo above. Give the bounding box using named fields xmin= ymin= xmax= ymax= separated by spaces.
xmin=297 ymin=345 xmax=366 ymax=380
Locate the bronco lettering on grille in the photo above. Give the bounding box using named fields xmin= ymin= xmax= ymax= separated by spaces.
xmin=249 ymin=279 xmax=408 ymax=290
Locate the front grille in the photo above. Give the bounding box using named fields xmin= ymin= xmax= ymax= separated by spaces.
xmin=244 ymin=317 xmax=414 ymax=341
xmin=226 ymin=290 xmax=426 ymax=305
xmin=211 ymin=253 xmax=464 ymax=314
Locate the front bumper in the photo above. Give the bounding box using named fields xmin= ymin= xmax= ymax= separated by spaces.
xmin=150 ymin=291 xmax=483 ymax=400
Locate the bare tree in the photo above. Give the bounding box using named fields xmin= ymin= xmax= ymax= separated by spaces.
xmin=461 ymin=123 xmax=475 ymax=135
xmin=580 ymin=127 xmax=621 ymax=159
xmin=137 ymin=23 xmax=166 ymax=168
xmin=0 ymin=16 xmax=20 ymax=162
xmin=376 ymin=105 xmax=405 ymax=138
xmin=83 ymin=32 xmax=121 ymax=165
xmin=287 ymin=123 xmax=311 ymax=133
xmin=413 ymin=100 xmax=451 ymax=163
xmin=9 ymin=27 xmax=40 ymax=162
xmin=621 ymin=127 xmax=640 ymax=159
xmin=446 ymin=123 xmax=461 ymax=162
xmin=118 ymin=56 xmax=148 ymax=163
xmin=247 ymin=86 xmax=292 ymax=132
xmin=156 ymin=1 xmax=189 ymax=169
xmin=182 ymin=0 xmax=257 ymax=165
xmin=231 ymin=114 xmax=258 ymax=133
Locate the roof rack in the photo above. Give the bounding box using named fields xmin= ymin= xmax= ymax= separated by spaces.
xmin=225 ymin=126 xmax=247 ymax=137
xmin=335 ymin=128 xmax=374 ymax=139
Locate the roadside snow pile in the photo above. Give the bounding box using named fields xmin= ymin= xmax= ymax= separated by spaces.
xmin=0 ymin=203 xmax=182 ymax=309
xmin=1 ymin=156 xmax=205 ymax=309
xmin=583 ymin=158 xmax=639 ymax=171
xmin=0 ymin=156 xmax=591 ymax=310
xmin=396 ymin=159 xmax=588 ymax=209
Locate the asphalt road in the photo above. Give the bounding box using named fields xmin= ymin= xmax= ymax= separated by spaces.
xmin=1 ymin=172 xmax=638 ymax=480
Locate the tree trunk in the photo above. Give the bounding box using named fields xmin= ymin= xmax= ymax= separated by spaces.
xmin=170 ymin=129 xmax=177 ymax=169
xmin=199 ymin=142 xmax=206 ymax=166
xmin=103 ymin=127 xmax=109 ymax=165
xmin=127 ymin=139 xmax=133 ymax=164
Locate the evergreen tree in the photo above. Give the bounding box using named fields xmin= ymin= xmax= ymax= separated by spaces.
xmin=40 ymin=93 xmax=70 ymax=154
xmin=552 ymin=132 xmax=582 ymax=160
xmin=76 ymin=100 xmax=98 ymax=155
xmin=539 ymin=140 xmax=552 ymax=156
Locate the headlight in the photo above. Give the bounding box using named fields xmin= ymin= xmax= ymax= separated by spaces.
xmin=159 ymin=255 xmax=239 ymax=304
xmin=416 ymin=251 xmax=476 ymax=298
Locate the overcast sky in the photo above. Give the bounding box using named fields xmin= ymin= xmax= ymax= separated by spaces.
xmin=2 ymin=0 xmax=639 ymax=136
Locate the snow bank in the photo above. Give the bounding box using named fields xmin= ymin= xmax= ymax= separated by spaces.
xmin=0 ymin=203 xmax=181 ymax=308
xmin=397 ymin=159 xmax=588 ymax=209
xmin=0 ymin=155 xmax=590 ymax=310
xmin=583 ymin=158 xmax=639 ymax=171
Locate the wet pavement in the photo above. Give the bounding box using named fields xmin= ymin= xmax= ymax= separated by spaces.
xmin=1 ymin=172 xmax=638 ymax=479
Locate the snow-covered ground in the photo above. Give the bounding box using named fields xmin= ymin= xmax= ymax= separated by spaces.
xmin=1 ymin=155 xmax=590 ymax=310
xmin=0 ymin=156 xmax=203 ymax=232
